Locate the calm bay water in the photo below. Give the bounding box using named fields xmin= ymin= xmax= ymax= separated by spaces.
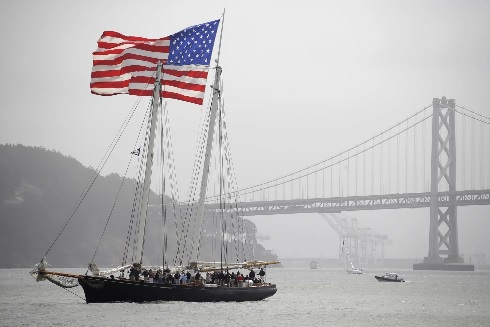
xmin=1 ymin=267 xmax=489 ymax=326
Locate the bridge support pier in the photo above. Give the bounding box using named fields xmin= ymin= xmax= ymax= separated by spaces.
xmin=414 ymin=97 xmax=474 ymax=271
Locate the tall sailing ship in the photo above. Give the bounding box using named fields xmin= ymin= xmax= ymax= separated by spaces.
xmin=30 ymin=16 xmax=279 ymax=303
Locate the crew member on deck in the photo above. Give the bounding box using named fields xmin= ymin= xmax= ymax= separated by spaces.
xmin=259 ymin=268 xmax=266 ymax=282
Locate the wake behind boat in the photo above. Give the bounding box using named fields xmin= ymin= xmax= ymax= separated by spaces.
xmin=30 ymin=15 xmax=279 ymax=303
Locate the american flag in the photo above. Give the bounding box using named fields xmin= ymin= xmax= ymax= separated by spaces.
xmin=90 ymin=19 xmax=220 ymax=105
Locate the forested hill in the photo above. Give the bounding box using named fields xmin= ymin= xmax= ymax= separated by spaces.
xmin=0 ymin=144 xmax=278 ymax=268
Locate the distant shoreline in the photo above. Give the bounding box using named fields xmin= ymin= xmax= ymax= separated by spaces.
xmin=279 ymin=257 xmax=490 ymax=270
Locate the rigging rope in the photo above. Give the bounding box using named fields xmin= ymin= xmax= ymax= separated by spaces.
xmin=222 ymin=107 xmax=241 ymax=262
xmin=129 ymin=100 xmax=154 ymax=264
xmin=60 ymin=284 xmax=86 ymax=302
xmin=174 ymin=90 xmax=213 ymax=266
xmin=90 ymin=156 xmax=136 ymax=265
xmin=219 ymin=97 xmax=226 ymax=268
xmin=161 ymin=101 xmax=183 ymax=268
xmin=137 ymin=106 xmax=156 ymax=263
xmin=43 ymin=88 xmax=150 ymax=259
xmin=93 ymin=100 xmax=154 ymax=267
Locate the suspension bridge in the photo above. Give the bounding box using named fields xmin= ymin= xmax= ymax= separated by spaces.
xmin=202 ymin=96 xmax=490 ymax=271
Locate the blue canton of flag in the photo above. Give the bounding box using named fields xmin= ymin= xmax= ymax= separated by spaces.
xmin=167 ymin=19 xmax=220 ymax=66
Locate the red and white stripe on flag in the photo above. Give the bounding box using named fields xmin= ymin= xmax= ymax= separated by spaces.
xmin=90 ymin=31 xmax=209 ymax=105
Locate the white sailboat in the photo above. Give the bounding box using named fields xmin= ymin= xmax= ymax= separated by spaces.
xmin=342 ymin=241 xmax=363 ymax=275
xmin=346 ymin=255 xmax=364 ymax=275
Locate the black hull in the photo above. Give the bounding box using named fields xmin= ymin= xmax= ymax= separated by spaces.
xmin=375 ymin=276 xmax=404 ymax=282
xmin=79 ymin=276 xmax=277 ymax=303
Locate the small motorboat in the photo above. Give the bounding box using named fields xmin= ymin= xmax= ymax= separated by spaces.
xmin=375 ymin=272 xmax=404 ymax=282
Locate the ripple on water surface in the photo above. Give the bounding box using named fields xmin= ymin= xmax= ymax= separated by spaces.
xmin=1 ymin=268 xmax=490 ymax=326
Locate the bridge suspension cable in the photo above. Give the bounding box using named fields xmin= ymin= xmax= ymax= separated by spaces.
xmin=223 ymin=104 xmax=432 ymax=198
xmin=217 ymin=106 xmax=433 ymax=201
xmin=452 ymin=104 xmax=490 ymax=192
xmin=200 ymin=100 xmax=489 ymax=206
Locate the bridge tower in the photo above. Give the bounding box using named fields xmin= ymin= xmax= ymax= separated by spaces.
xmin=416 ymin=97 xmax=473 ymax=270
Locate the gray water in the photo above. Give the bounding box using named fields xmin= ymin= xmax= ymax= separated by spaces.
xmin=1 ymin=268 xmax=489 ymax=326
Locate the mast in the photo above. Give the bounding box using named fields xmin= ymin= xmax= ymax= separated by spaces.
xmin=191 ymin=65 xmax=222 ymax=262
xmin=191 ymin=12 xmax=225 ymax=263
xmin=134 ymin=61 xmax=162 ymax=264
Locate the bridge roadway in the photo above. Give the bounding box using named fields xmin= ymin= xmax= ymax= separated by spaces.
xmin=201 ymin=189 xmax=490 ymax=216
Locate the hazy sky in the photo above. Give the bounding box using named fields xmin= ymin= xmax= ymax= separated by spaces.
xmin=1 ymin=0 xmax=489 ymax=260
